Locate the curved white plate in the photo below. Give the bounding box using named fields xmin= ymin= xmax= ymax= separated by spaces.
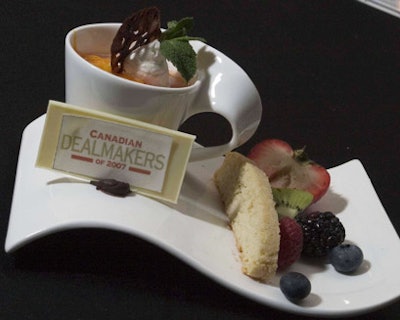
xmin=5 ymin=115 xmax=400 ymax=317
xmin=356 ymin=0 xmax=400 ymax=19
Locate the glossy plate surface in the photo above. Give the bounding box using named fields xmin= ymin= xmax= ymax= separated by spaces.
xmin=357 ymin=0 xmax=400 ymax=18
xmin=5 ymin=115 xmax=400 ymax=317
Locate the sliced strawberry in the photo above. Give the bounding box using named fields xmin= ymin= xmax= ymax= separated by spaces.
xmin=248 ymin=139 xmax=330 ymax=203
xmin=278 ymin=217 xmax=303 ymax=270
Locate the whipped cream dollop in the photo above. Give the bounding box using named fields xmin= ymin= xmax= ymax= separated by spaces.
xmin=123 ymin=41 xmax=170 ymax=87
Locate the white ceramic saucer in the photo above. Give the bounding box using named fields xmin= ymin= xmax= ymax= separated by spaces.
xmin=5 ymin=115 xmax=400 ymax=317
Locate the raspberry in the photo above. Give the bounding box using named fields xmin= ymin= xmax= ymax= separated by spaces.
xmin=278 ymin=217 xmax=303 ymax=270
xmin=295 ymin=211 xmax=345 ymax=257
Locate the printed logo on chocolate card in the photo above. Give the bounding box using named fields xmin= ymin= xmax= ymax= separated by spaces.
xmin=53 ymin=115 xmax=173 ymax=192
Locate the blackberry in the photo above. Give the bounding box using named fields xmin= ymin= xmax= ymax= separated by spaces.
xmin=295 ymin=211 xmax=345 ymax=257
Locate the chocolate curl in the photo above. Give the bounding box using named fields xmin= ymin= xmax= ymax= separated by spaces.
xmin=111 ymin=7 xmax=161 ymax=73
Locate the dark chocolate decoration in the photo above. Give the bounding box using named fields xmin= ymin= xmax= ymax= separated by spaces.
xmin=90 ymin=179 xmax=132 ymax=197
xmin=111 ymin=6 xmax=161 ymax=73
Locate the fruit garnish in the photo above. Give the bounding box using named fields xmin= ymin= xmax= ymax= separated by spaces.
xmin=90 ymin=179 xmax=131 ymax=197
xmin=280 ymin=272 xmax=311 ymax=302
xmin=272 ymin=188 xmax=313 ymax=219
xmin=295 ymin=211 xmax=345 ymax=257
xmin=111 ymin=7 xmax=205 ymax=83
xmin=329 ymin=244 xmax=364 ymax=273
xmin=278 ymin=217 xmax=303 ymax=270
xmin=248 ymin=139 xmax=330 ymax=203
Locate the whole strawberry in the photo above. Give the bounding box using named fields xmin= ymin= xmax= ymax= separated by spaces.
xmin=248 ymin=139 xmax=330 ymax=203
xmin=278 ymin=217 xmax=303 ymax=270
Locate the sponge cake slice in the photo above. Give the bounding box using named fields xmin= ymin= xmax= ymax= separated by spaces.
xmin=214 ymin=152 xmax=280 ymax=280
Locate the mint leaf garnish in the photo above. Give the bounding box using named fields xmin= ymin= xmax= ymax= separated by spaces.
xmin=159 ymin=17 xmax=205 ymax=82
xmin=160 ymin=17 xmax=194 ymax=41
xmin=160 ymin=39 xmax=197 ymax=83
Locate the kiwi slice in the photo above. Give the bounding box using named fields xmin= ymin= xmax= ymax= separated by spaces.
xmin=272 ymin=188 xmax=313 ymax=219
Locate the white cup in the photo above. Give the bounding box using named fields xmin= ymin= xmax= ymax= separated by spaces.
xmin=65 ymin=23 xmax=262 ymax=161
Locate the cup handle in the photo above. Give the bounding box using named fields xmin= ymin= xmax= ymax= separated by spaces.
xmin=186 ymin=43 xmax=262 ymax=162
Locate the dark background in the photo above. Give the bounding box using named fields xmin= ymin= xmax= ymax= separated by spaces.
xmin=1 ymin=1 xmax=399 ymax=319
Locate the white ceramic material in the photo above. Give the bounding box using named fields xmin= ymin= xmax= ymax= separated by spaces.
xmin=5 ymin=115 xmax=400 ymax=317
xmin=356 ymin=0 xmax=400 ymax=18
xmin=65 ymin=23 xmax=262 ymax=161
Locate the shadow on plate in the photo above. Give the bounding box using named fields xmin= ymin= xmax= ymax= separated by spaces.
xmin=308 ymin=189 xmax=348 ymax=215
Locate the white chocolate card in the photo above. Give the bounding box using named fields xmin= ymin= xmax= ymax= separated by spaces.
xmin=36 ymin=101 xmax=196 ymax=203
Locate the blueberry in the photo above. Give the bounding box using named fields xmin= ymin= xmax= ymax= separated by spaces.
xmin=329 ymin=244 xmax=363 ymax=273
xmin=279 ymin=272 xmax=311 ymax=302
